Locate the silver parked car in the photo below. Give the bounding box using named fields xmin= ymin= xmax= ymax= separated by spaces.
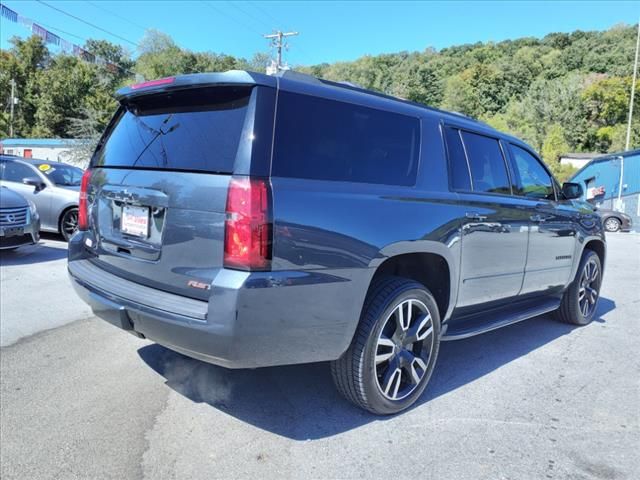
xmin=0 ymin=155 xmax=83 ymax=240
xmin=0 ymin=186 xmax=40 ymax=249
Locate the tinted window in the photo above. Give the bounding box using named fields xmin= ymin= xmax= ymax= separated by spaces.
xmin=510 ymin=144 xmax=555 ymax=199
xmin=2 ymin=161 xmax=35 ymax=182
xmin=444 ymin=127 xmax=471 ymax=190
xmin=460 ymin=131 xmax=510 ymax=194
xmin=93 ymin=87 xmax=251 ymax=173
xmin=273 ymin=92 xmax=420 ymax=186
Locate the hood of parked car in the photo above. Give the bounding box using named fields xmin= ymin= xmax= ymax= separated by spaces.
xmin=0 ymin=186 xmax=29 ymax=209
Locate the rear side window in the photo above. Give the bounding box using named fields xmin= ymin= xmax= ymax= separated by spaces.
xmin=273 ymin=92 xmax=420 ymax=186
xmin=460 ymin=131 xmax=511 ymax=195
xmin=443 ymin=126 xmax=471 ymax=190
xmin=2 ymin=161 xmax=35 ymax=182
xmin=510 ymin=144 xmax=555 ymax=200
xmin=93 ymin=87 xmax=251 ymax=173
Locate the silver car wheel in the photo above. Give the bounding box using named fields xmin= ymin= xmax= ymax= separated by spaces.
xmin=604 ymin=217 xmax=620 ymax=232
xmin=61 ymin=209 xmax=79 ymax=241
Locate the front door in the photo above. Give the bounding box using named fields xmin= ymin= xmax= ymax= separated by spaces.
xmin=507 ymin=144 xmax=576 ymax=294
xmin=443 ymin=127 xmax=529 ymax=309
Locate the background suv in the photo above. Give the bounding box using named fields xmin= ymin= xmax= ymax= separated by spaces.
xmin=0 ymin=155 xmax=83 ymax=241
xmin=68 ymin=70 xmax=606 ymax=415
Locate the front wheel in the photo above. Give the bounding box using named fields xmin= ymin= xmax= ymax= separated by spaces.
xmin=555 ymin=249 xmax=602 ymax=325
xmin=604 ymin=217 xmax=621 ymax=232
xmin=60 ymin=208 xmax=79 ymax=242
xmin=331 ymin=276 xmax=441 ymax=415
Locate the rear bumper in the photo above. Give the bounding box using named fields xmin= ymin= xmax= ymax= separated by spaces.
xmin=68 ymin=240 xmax=368 ymax=369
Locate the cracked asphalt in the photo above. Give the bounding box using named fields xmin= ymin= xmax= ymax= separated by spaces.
xmin=1 ymin=233 xmax=639 ymax=479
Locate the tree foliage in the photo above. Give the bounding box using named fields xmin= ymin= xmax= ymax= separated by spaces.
xmin=1 ymin=24 xmax=638 ymax=176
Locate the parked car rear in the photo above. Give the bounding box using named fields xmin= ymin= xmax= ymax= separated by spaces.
xmin=68 ymin=70 xmax=606 ymax=415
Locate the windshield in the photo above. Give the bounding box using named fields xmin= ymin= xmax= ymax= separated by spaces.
xmin=35 ymin=163 xmax=84 ymax=186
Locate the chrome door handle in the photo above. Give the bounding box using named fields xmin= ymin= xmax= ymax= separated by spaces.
xmin=465 ymin=212 xmax=487 ymax=221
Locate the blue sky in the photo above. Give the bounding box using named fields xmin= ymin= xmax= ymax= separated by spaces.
xmin=1 ymin=1 xmax=638 ymax=66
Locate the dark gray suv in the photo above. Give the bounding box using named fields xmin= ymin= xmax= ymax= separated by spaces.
xmin=68 ymin=70 xmax=606 ymax=414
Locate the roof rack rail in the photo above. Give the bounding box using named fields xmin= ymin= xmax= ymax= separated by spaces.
xmin=278 ymin=70 xmax=491 ymax=128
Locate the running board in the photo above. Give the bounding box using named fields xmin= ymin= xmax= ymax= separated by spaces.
xmin=441 ymin=298 xmax=561 ymax=341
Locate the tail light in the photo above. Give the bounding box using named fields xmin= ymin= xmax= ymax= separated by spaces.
xmin=224 ymin=177 xmax=272 ymax=271
xmin=78 ymin=169 xmax=93 ymax=231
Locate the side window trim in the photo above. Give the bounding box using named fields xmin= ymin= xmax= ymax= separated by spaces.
xmin=440 ymin=122 xmax=473 ymax=192
xmin=456 ymin=128 xmax=474 ymax=191
xmin=458 ymin=126 xmax=513 ymax=196
xmin=508 ymin=143 xmax=557 ymax=202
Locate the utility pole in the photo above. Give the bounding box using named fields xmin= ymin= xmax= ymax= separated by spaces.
xmin=263 ymin=30 xmax=298 ymax=72
xmin=626 ymin=20 xmax=640 ymax=151
xmin=9 ymin=79 xmax=17 ymax=138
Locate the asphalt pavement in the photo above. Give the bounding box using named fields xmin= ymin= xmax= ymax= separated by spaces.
xmin=1 ymin=233 xmax=638 ymax=479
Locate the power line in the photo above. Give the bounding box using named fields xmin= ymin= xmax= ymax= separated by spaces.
xmin=200 ymin=1 xmax=263 ymax=36
xmin=248 ymin=0 xmax=280 ymax=28
xmin=226 ymin=1 xmax=272 ymax=31
xmin=35 ymin=0 xmax=137 ymax=46
xmin=36 ymin=20 xmax=86 ymax=42
xmin=85 ymin=1 xmax=147 ymax=32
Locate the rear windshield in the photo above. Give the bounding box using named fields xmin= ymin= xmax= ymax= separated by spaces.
xmin=93 ymin=87 xmax=251 ymax=173
xmin=273 ymin=92 xmax=420 ymax=186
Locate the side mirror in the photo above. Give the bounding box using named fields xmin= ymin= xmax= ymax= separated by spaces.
xmin=23 ymin=177 xmax=46 ymax=191
xmin=561 ymin=182 xmax=583 ymax=200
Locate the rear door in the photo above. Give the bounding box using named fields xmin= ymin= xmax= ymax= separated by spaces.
xmin=506 ymin=143 xmax=576 ymax=294
xmin=445 ymin=127 xmax=530 ymax=308
xmin=87 ymin=85 xmax=274 ymax=300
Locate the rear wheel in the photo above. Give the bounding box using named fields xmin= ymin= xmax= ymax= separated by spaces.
xmin=555 ymin=249 xmax=602 ymax=325
xmin=604 ymin=217 xmax=621 ymax=232
xmin=331 ymin=276 xmax=440 ymax=415
xmin=60 ymin=208 xmax=79 ymax=242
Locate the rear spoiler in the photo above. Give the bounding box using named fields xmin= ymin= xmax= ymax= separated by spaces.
xmin=115 ymin=70 xmax=278 ymax=101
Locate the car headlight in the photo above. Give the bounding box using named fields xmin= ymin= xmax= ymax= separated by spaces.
xmin=28 ymin=200 xmax=38 ymax=217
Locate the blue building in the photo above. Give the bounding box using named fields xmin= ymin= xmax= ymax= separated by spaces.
xmin=570 ymin=149 xmax=640 ymax=231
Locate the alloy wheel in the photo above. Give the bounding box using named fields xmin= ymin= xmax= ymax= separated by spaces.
xmin=62 ymin=209 xmax=79 ymax=240
xmin=604 ymin=218 xmax=620 ymax=232
xmin=375 ymin=299 xmax=435 ymax=401
xmin=578 ymin=258 xmax=600 ymax=318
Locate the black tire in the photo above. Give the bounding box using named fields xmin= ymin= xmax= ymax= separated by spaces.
xmin=603 ymin=217 xmax=621 ymax=233
xmin=331 ymin=276 xmax=441 ymax=415
xmin=555 ymin=249 xmax=602 ymax=325
xmin=60 ymin=208 xmax=79 ymax=242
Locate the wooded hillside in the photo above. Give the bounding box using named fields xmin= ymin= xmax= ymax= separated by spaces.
xmin=1 ymin=24 xmax=638 ymax=179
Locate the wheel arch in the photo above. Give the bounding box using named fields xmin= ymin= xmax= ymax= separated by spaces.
xmin=57 ymin=204 xmax=79 ymax=234
xmin=366 ymin=241 xmax=458 ymax=324
xmin=583 ymin=238 xmax=605 ymax=267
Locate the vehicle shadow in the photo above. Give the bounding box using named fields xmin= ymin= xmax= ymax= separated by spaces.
xmin=138 ymin=297 xmax=615 ymax=440
xmin=0 ymin=233 xmax=67 ymax=266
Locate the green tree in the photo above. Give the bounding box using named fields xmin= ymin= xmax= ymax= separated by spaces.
xmin=0 ymin=36 xmax=49 ymax=137
xmin=542 ymin=124 xmax=577 ymax=181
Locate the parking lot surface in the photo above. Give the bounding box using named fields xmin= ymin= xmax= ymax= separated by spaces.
xmin=1 ymin=233 xmax=639 ymax=479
